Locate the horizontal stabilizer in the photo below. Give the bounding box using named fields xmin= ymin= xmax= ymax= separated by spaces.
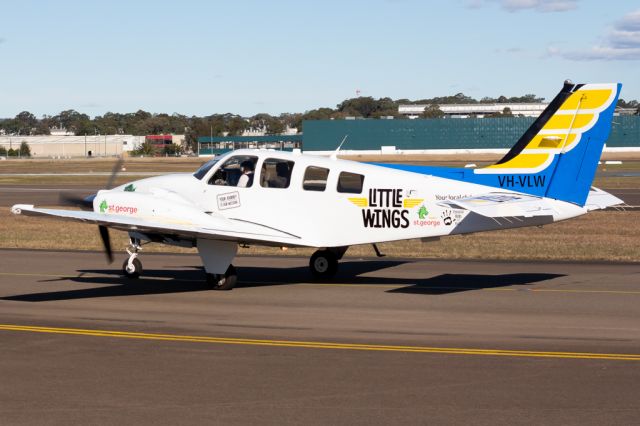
xmin=584 ymin=188 xmax=624 ymax=211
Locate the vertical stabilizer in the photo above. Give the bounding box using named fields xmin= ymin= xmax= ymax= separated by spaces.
xmin=475 ymin=81 xmax=621 ymax=206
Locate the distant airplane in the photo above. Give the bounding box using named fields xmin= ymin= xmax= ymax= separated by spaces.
xmin=12 ymin=81 xmax=623 ymax=290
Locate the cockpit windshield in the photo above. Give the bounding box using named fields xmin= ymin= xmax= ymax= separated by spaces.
xmin=193 ymin=157 xmax=220 ymax=180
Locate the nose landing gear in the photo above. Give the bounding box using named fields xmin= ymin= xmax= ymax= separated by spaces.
xmin=122 ymin=238 xmax=143 ymax=279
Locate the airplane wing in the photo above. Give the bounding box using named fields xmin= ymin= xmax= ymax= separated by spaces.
xmin=437 ymin=192 xmax=557 ymax=219
xmin=11 ymin=204 xmax=303 ymax=247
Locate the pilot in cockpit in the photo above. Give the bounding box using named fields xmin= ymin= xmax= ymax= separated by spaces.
xmin=237 ymin=160 xmax=255 ymax=187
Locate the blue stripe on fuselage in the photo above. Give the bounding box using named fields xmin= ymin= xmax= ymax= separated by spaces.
xmin=370 ymin=161 xmax=557 ymax=197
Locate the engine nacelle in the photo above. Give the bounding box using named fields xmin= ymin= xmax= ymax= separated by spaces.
xmin=93 ymin=189 xmax=208 ymax=226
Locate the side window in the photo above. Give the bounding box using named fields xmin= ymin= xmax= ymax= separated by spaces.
xmin=337 ymin=171 xmax=364 ymax=194
xmin=303 ymin=166 xmax=329 ymax=192
xmin=260 ymin=158 xmax=295 ymax=189
xmin=208 ymin=155 xmax=257 ymax=187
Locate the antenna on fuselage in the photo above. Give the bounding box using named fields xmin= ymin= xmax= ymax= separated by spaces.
xmin=330 ymin=135 xmax=349 ymax=160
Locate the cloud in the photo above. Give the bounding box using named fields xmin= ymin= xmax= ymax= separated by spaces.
xmin=80 ymin=102 xmax=102 ymax=108
xmin=466 ymin=0 xmax=578 ymax=12
xmin=609 ymin=9 xmax=640 ymax=48
xmin=0 ymin=37 xmax=5 ymax=44
xmin=495 ymin=47 xmax=525 ymax=54
xmin=503 ymin=0 xmax=577 ymax=12
xmin=465 ymin=0 xmax=484 ymax=8
xmin=548 ymin=9 xmax=640 ymax=60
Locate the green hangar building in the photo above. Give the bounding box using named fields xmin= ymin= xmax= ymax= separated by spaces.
xmin=197 ymin=116 xmax=640 ymax=155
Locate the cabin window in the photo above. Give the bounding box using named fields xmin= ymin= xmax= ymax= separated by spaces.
xmin=337 ymin=171 xmax=364 ymax=194
xmin=260 ymin=158 xmax=295 ymax=188
xmin=208 ymin=155 xmax=258 ymax=187
xmin=303 ymin=166 xmax=329 ymax=192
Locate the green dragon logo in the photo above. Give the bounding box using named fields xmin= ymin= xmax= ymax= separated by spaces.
xmin=418 ymin=205 xmax=428 ymax=220
xmin=99 ymin=200 xmax=108 ymax=213
xmin=124 ymin=184 xmax=136 ymax=192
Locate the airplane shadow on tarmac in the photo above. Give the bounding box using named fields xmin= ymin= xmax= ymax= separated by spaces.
xmin=1 ymin=260 xmax=565 ymax=302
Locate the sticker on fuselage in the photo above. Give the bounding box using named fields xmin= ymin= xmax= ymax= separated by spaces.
xmin=434 ymin=193 xmax=472 ymax=201
xmin=348 ymin=188 xmax=423 ymax=229
xmin=99 ymin=199 xmax=138 ymax=215
xmin=413 ymin=204 xmax=441 ymax=227
xmin=217 ymin=191 xmax=240 ymax=210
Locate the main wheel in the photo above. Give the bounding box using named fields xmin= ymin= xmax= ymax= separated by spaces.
xmin=309 ymin=250 xmax=338 ymax=279
xmin=122 ymin=257 xmax=142 ymax=279
xmin=206 ymin=264 xmax=237 ymax=290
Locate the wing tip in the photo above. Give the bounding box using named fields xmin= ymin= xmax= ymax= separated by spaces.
xmin=11 ymin=204 xmax=34 ymax=215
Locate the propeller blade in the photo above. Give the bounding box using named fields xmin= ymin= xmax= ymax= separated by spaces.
xmin=98 ymin=225 xmax=114 ymax=263
xmin=59 ymin=192 xmax=95 ymax=210
xmin=58 ymin=158 xmax=123 ymax=210
xmin=106 ymin=157 xmax=125 ymax=190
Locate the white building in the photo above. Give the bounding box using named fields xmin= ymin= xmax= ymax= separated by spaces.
xmin=398 ymin=103 xmax=549 ymax=119
xmin=0 ymin=135 xmax=146 ymax=158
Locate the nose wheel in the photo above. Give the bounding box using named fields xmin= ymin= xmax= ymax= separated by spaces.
xmin=122 ymin=257 xmax=142 ymax=279
xmin=122 ymin=237 xmax=143 ymax=279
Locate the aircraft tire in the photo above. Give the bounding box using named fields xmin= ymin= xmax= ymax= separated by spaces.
xmin=122 ymin=258 xmax=142 ymax=279
xmin=309 ymin=250 xmax=338 ymax=279
xmin=207 ymin=264 xmax=237 ymax=290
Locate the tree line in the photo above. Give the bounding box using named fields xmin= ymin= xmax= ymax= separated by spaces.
xmin=0 ymin=141 xmax=31 ymax=157
xmin=2 ymin=93 xmax=638 ymax=142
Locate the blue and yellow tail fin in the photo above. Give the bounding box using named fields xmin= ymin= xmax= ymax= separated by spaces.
xmin=374 ymin=81 xmax=621 ymax=206
xmin=474 ymin=81 xmax=621 ymax=205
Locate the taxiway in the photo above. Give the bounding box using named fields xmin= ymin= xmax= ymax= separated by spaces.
xmin=0 ymin=249 xmax=639 ymax=424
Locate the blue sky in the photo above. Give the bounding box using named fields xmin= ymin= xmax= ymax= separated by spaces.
xmin=0 ymin=0 xmax=638 ymax=118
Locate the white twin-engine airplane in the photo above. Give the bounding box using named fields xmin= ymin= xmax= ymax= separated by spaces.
xmin=12 ymin=81 xmax=625 ymax=290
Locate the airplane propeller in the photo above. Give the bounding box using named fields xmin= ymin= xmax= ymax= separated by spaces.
xmin=105 ymin=157 xmax=125 ymax=190
xmin=98 ymin=225 xmax=114 ymax=263
xmin=57 ymin=157 xmax=125 ymax=263
xmin=58 ymin=193 xmax=95 ymax=210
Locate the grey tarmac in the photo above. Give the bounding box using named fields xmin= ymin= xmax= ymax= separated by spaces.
xmin=0 ymin=184 xmax=100 ymax=207
xmin=0 ymin=249 xmax=639 ymax=425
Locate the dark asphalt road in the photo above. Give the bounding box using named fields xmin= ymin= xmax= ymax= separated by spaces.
xmin=0 ymin=185 xmax=100 ymax=207
xmin=1 ymin=250 xmax=639 ymax=425
xmin=608 ymin=187 xmax=640 ymax=206
xmin=2 ymin=185 xmax=639 ymax=207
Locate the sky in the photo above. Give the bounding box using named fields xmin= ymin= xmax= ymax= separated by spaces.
xmin=0 ymin=0 xmax=638 ymax=118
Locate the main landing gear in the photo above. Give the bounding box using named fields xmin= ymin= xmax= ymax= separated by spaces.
xmin=205 ymin=264 xmax=238 ymax=291
xmin=120 ymin=237 xmax=238 ymax=290
xmin=309 ymin=247 xmax=348 ymax=279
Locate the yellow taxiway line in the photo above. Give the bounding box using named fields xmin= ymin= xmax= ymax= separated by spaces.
xmin=1 ymin=324 xmax=639 ymax=361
